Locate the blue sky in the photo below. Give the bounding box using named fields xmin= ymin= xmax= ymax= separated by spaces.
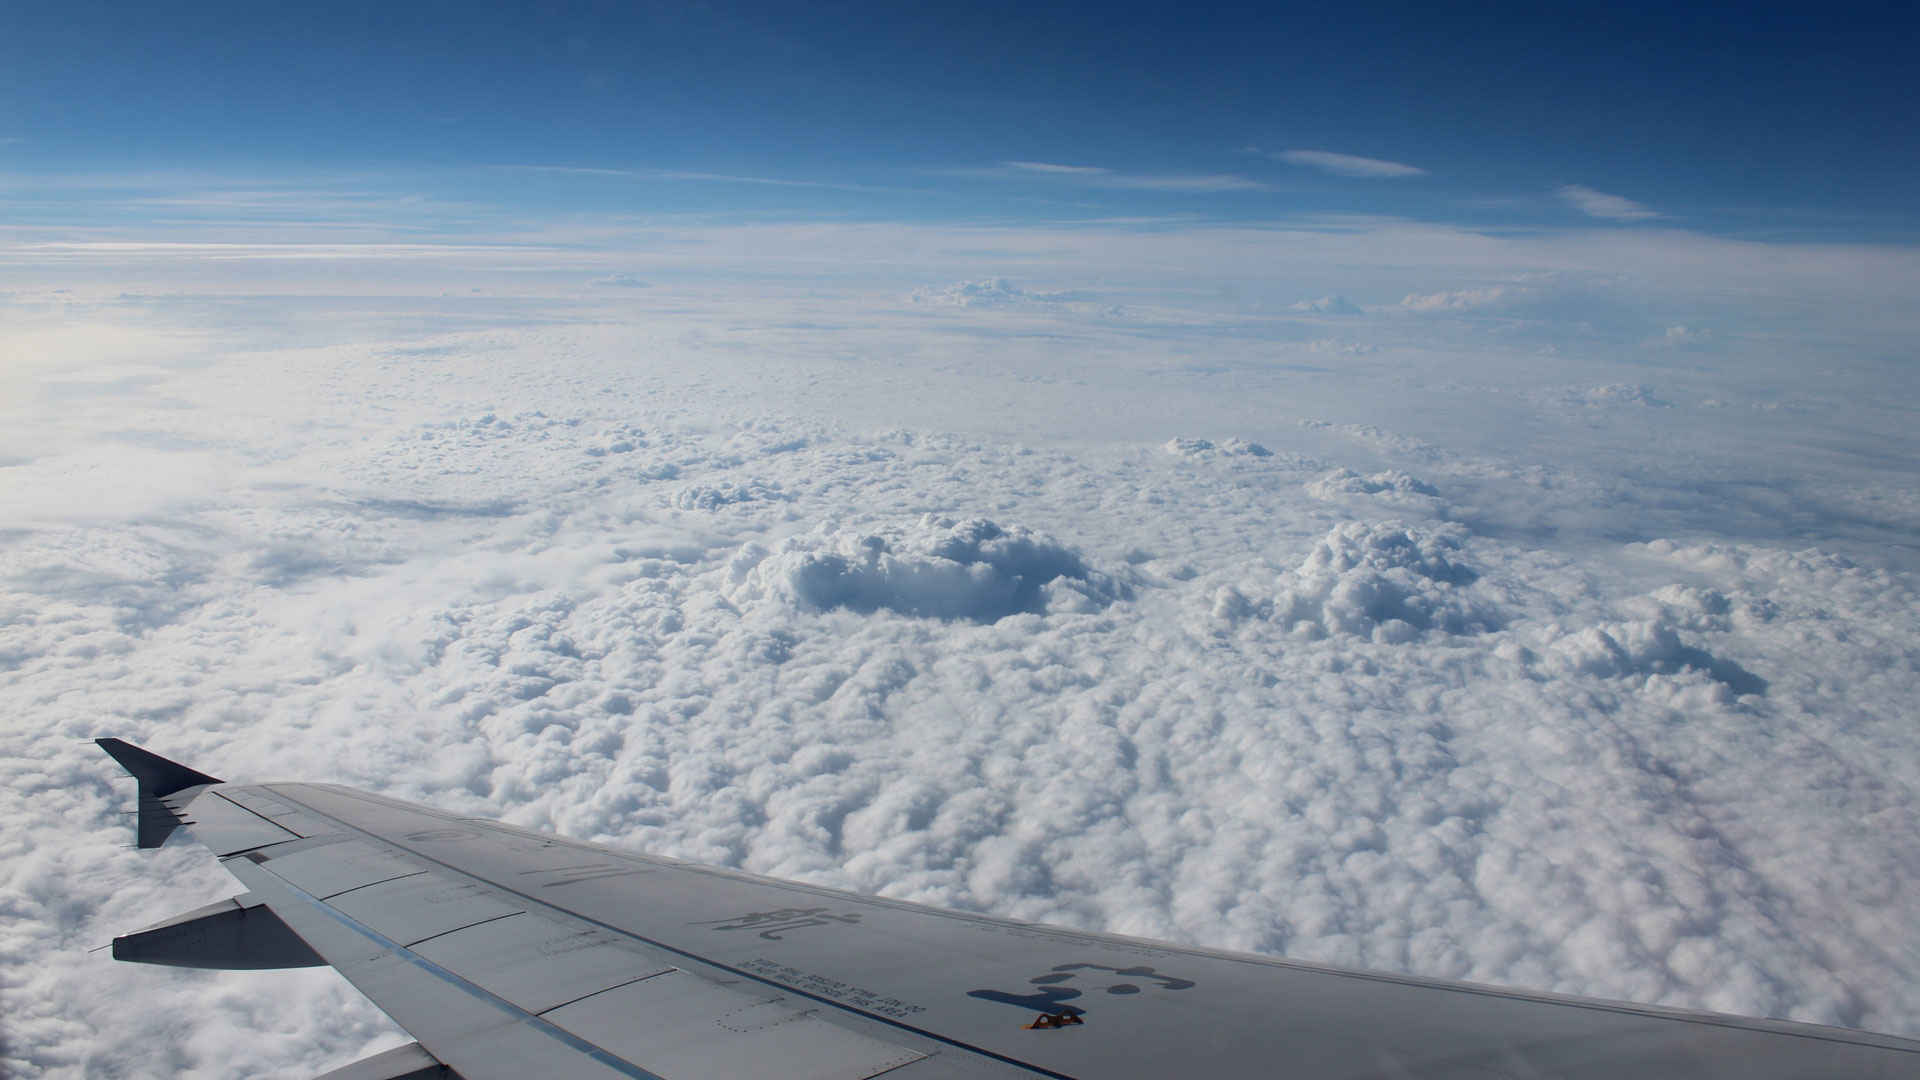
xmin=3 ymin=1 xmax=1915 ymax=240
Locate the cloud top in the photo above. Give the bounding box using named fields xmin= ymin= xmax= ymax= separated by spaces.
xmin=1289 ymin=295 xmax=1363 ymax=315
xmin=1277 ymin=149 xmax=1427 ymax=178
xmin=1558 ymin=184 xmax=1659 ymax=221
xmin=1400 ymin=285 xmax=1516 ymax=312
xmin=908 ymin=278 xmax=1084 ymax=308
xmin=730 ymin=515 xmax=1125 ymax=622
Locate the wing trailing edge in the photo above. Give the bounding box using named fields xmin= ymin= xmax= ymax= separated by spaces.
xmin=312 ymin=1042 xmax=462 ymax=1080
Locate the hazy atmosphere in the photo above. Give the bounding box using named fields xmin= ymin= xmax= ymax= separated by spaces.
xmin=4 ymin=3 xmax=1917 ymax=1076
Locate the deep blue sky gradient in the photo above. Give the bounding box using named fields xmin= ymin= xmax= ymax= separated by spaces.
xmin=3 ymin=1 xmax=1914 ymax=238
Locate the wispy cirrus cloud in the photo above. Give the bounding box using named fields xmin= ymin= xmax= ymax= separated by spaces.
xmin=1271 ymin=149 xmax=1427 ymax=178
xmin=1004 ymin=161 xmax=1111 ymax=176
xmin=997 ymin=161 xmax=1267 ymax=192
xmin=1558 ymin=184 xmax=1659 ymax=221
xmin=493 ymin=164 xmax=891 ymax=194
xmin=1100 ymin=173 xmax=1267 ymax=192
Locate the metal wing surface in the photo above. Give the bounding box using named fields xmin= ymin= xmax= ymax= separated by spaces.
xmin=102 ymin=742 xmax=1920 ymax=1079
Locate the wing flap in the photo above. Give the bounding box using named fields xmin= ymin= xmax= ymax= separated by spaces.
xmin=184 ymin=791 xmax=305 ymax=856
xmin=410 ymin=912 xmax=673 ymax=1015
xmin=257 ymin=837 xmax=428 ymax=899
xmin=544 ymin=969 xmax=927 ymax=1080
xmin=224 ymin=855 xmax=646 ymax=1080
xmin=311 ymin=1042 xmax=459 ymax=1080
xmin=218 ymin=786 xmax=333 ymax=838
xmin=329 ymin=874 xmax=525 ymax=948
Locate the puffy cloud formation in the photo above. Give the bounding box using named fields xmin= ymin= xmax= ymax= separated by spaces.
xmin=1306 ymin=468 xmax=1440 ymax=499
xmin=3 ymin=292 xmax=1918 ymax=1077
xmin=1531 ymin=383 xmax=1671 ymax=409
xmin=1537 ymin=619 xmax=1766 ymax=701
xmin=1215 ymin=522 xmax=1498 ymax=641
xmin=1663 ymin=325 xmax=1712 ymax=347
xmin=1288 ymin=295 xmax=1363 ymax=315
xmin=671 ymin=478 xmax=785 ymax=510
xmin=1162 ymin=436 xmax=1272 ymax=459
xmin=727 ymin=516 xmax=1126 ymax=622
xmin=590 ymin=273 xmax=651 ymax=288
xmin=908 ymin=278 xmax=1084 ymax=308
xmin=1400 ymin=285 xmax=1517 ymax=312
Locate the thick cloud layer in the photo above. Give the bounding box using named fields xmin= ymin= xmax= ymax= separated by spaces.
xmin=2 ymin=291 xmax=1917 ymax=1078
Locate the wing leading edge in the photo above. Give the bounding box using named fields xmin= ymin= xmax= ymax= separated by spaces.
xmin=99 ymin=740 xmax=1920 ymax=1079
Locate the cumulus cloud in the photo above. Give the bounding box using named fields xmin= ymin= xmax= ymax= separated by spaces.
xmin=1306 ymin=468 xmax=1440 ymax=500
xmin=728 ymin=516 xmax=1125 ymax=622
xmin=5 ymin=268 xmax=1919 ymax=1078
xmin=1274 ymin=149 xmax=1427 ymax=178
xmin=1162 ymin=436 xmax=1273 ymax=459
xmin=591 ymin=272 xmax=651 ymax=288
xmin=1214 ymin=522 xmax=1498 ymax=642
xmin=907 ymin=277 xmax=1085 ymax=308
xmin=1661 ymin=325 xmax=1712 ymax=347
xmin=1558 ymin=184 xmax=1659 ymax=221
xmin=1399 ymin=285 xmax=1517 ymax=312
xmin=1288 ymin=295 xmax=1363 ymax=315
xmin=1530 ymin=383 xmax=1670 ymax=409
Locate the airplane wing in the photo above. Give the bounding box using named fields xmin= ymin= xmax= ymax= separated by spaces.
xmin=97 ymin=738 xmax=1920 ymax=1079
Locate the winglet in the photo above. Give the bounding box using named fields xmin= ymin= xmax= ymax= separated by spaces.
xmin=96 ymin=738 xmax=223 ymax=848
xmin=97 ymin=738 xmax=222 ymax=795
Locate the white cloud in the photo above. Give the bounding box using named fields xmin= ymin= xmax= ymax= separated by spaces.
xmin=907 ymin=278 xmax=1084 ymax=308
xmin=1275 ymin=149 xmax=1427 ymax=178
xmin=494 ymin=164 xmax=641 ymax=177
xmin=1558 ymin=184 xmax=1660 ymax=221
xmin=992 ymin=161 xmax=1266 ymax=192
xmin=1097 ymin=173 xmax=1268 ymax=192
xmin=1289 ymin=295 xmax=1363 ymax=315
xmin=655 ymin=170 xmax=883 ymax=192
xmin=1399 ymin=284 xmax=1517 ymax=312
xmin=591 ymin=272 xmax=651 ymax=288
xmin=728 ymin=515 xmax=1127 ymax=621
xmin=1163 ymin=436 xmax=1273 ymax=460
xmin=5 ymin=214 xmax=1920 ymax=1072
xmin=1662 ymin=324 xmax=1712 ymax=346
xmin=1004 ymin=161 xmax=1111 ymax=175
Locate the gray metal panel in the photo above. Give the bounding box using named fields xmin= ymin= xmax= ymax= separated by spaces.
xmin=330 ymin=873 xmax=524 ymax=948
xmin=111 ymin=892 xmax=322 ymax=969
xmin=223 ymin=857 xmax=647 ymax=1080
xmin=412 ymin=912 xmax=674 ymax=1015
xmin=544 ymin=970 xmax=927 ymax=1080
xmin=219 ymin=787 xmax=332 ymax=838
xmin=258 ymin=838 xmax=426 ymax=899
xmin=311 ymin=1041 xmax=456 ymax=1080
xmin=180 ymin=790 xmax=301 ymax=856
